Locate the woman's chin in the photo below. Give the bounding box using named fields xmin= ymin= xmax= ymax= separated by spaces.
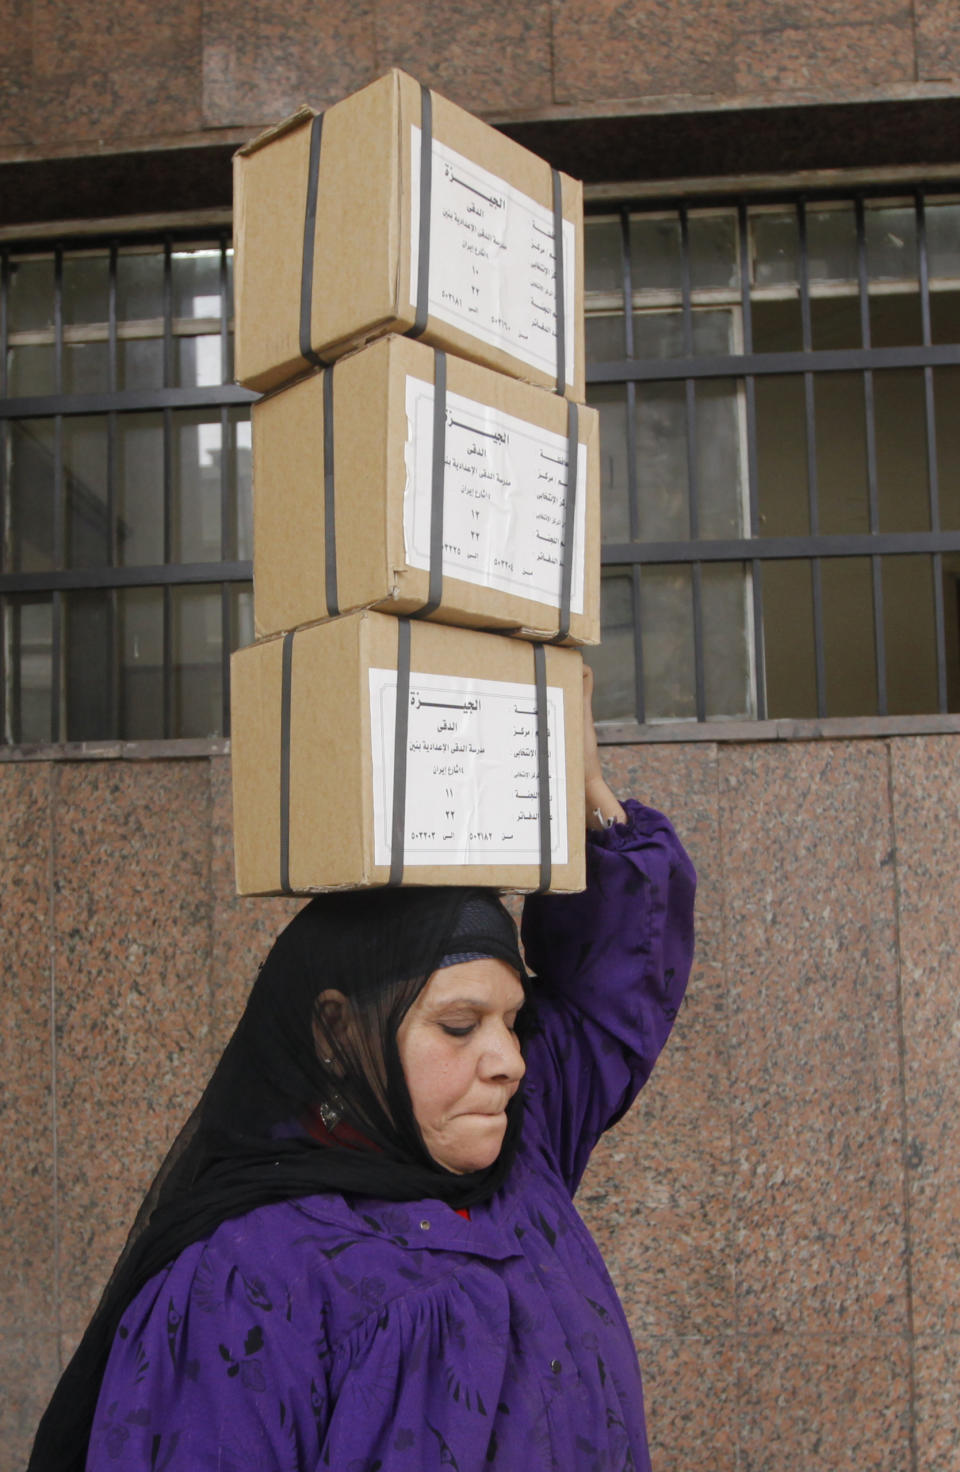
xmin=431 ymin=1117 xmax=508 ymax=1175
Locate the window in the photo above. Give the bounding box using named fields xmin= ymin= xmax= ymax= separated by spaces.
xmin=584 ymin=187 xmax=960 ymax=727
xmin=0 ymin=231 xmax=254 ymax=744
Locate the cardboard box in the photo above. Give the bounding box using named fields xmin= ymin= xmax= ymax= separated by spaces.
xmin=253 ymin=335 xmax=600 ymax=646
xmin=234 ymin=68 xmax=584 ymax=399
xmin=231 ymin=611 xmax=585 ymax=894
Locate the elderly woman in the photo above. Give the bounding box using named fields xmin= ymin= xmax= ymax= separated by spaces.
xmin=30 ymin=673 xmax=695 ymax=1472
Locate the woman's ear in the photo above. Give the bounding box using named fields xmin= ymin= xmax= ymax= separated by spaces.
xmin=313 ymin=989 xmax=353 ymax=1064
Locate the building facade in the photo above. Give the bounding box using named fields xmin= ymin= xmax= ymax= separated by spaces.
xmin=2 ymin=5 xmax=959 ymax=1469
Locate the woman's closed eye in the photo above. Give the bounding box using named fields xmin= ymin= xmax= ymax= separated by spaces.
xmin=439 ymin=1022 xmax=476 ymax=1038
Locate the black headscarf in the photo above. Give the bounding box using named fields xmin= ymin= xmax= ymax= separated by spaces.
xmin=29 ymin=886 xmax=532 ymax=1472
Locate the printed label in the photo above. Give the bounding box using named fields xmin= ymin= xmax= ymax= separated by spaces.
xmin=409 ymin=127 xmax=576 ymax=388
xmin=403 ymin=376 xmax=586 ymax=616
xmin=369 ymin=667 xmax=568 ymax=868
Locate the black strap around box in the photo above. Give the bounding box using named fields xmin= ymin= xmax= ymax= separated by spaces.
xmin=407 ymin=84 xmax=433 ymax=342
xmin=299 ymin=111 xmax=327 ymax=371
xmin=279 ymin=628 xmax=296 ymax=896
xmin=533 ymin=642 xmax=552 ymax=893
xmin=551 ymin=399 xmax=579 ymax=645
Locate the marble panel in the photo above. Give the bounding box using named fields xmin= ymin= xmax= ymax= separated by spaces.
xmin=736 ymin=1333 xmax=912 ymax=1472
xmin=915 ymin=1333 xmax=960 ymax=1472
xmin=202 ymin=0 xmax=377 ymax=129
xmin=601 ymin=741 xmax=721 ymax=968
xmin=915 ymin=0 xmax=960 ymax=80
xmin=0 ymin=1328 xmax=60 ymax=1472
xmin=552 ymin=0 xmax=738 ymax=104
xmin=209 ymin=756 xmax=302 ymax=1054
xmin=0 ymin=764 xmax=55 ymax=1326
xmin=577 ymin=963 xmax=734 ymax=1338
xmin=732 ymin=21 xmax=914 ymax=92
xmin=373 ymin=0 xmax=552 ymax=115
xmin=641 ymin=1334 xmax=737 ymax=1472
xmin=719 ymin=741 xmax=908 ymax=1337
xmin=890 ymin=736 xmax=960 ymax=1339
xmin=52 ymin=760 xmax=214 ymax=1326
xmin=30 ymin=0 xmax=203 ymax=147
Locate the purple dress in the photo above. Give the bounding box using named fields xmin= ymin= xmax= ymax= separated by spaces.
xmin=87 ymin=801 xmax=696 ymax=1472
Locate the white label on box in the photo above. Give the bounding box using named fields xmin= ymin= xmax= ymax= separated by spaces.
xmin=369 ymin=667 xmax=568 ymax=868
xmin=409 ymin=127 xmax=576 ymax=388
xmin=403 ymin=375 xmax=586 ymax=616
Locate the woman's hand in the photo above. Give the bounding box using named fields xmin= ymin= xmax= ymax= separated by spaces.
xmin=582 ymin=665 xmax=627 ymax=830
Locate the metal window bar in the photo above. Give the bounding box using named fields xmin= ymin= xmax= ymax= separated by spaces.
xmin=219 ymin=232 xmax=232 ymax=735
xmin=619 ymin=205 xmax=646 ymax=724
xmin=679 ymin=205 xmax=707 ymax=722
xmin=797 ymin=197 xmax=827 ymax=717
xmin=162 ymin=235 xmax=174 ymax=738
xmin=916 ymin=191 xmax=949 ymax=713
xmin=855 ymin=194 xmax=887 ymax=716
xmin=0 ymin=248 xmax=8 ymax=741
xmin=737 ymin=199 xmax=767 ymax=721
xmin=52 ymin=245 xmax=64 ymax=741
xmin=107 ymin=240 xmax=119 ymax=737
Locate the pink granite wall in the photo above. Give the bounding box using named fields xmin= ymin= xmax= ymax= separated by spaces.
xmin=2 ymin=736 xmax=957 ymax=1470
xmin=2 ymin=0 xmax=958 ymax=159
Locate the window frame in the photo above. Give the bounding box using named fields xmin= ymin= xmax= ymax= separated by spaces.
xmin=586 ymin=179 xmax=960 ymax=739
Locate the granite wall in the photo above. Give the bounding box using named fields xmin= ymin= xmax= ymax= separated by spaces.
xmin=1 ymin=735 xmax=956 ymax=1471
xmin=2 ymin=0 xmax=959 ymax=161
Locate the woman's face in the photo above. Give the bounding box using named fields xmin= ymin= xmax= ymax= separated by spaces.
xmin=396 ymin=958 xmax=526 ymax=1174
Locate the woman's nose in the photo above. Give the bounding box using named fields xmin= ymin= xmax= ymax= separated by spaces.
xmin=484 ymin=1028 xmax=526 ymax=1081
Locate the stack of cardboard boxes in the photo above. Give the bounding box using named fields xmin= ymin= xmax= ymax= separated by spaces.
xmin=230 ymin=69 xmax=600 ymax=896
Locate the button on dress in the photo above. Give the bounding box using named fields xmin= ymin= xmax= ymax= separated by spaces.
xmin=86 ymin=801 xmax=696 ymax=1472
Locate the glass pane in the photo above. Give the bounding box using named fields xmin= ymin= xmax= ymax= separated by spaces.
xmin=585 ymin=313 xmax=626 ymax=362
xmin=3 ymin=595 xmax=53 ymax=743
xmin=883 ymin=556 xmax=938 ymax=715
xmin=584 ymin=220 xmax=624 ymax=296
xmin=640 ymin=563 xmax=695 ymax=721
xmin=874 ymin=369 xmax=929 ymax=533
xmin=63 ymin=254 xmax=108 ymax=325
xmin=172 ymin=248 xmax=222 ymax=320
xmin=935 ymin=367 xmax=960 ymax=530
xmin=63 ymin=417 xmax=109 ymax=568
xmin=635 ymin=381 xmax=687 ymax=541
xmin=632 ymin=306 xmax=732 ymax=359
xmin=116 ymin=413 xmax=164 ymax=565
xmin=172 ymin=584 xmax=222 ymax=737
xmin=807 ymin=205 xmax=858 ymax=283
xmin=811 ymin=295 xmax=861 ymax=351
xmin=695 ymin=379 xmax=745 ymax=538
xmin=8 ymin=258 xmax=54 ymax=332
xmin=926 ymin=202 xmax=960 ymax=279
xmin=584 ymin=571 xmax=636 ymax=722
xmin=8 ymin=344 xmax=55 ymax=396
xmin=763 ymin=560 xmax=818 ymax=719
xmin=119 ymin=586 xmax=163 ymax=739
xmin=865 ymin=204 xmax=917 ymax=282
xmin=176 ymin=332 xmax=223 ymax=389
xmin=116 ymin=250 xmax=163 ymax=322
xmin=756 ymin=375 xmax=809 ymax=537
xmin=8 ymin=419 xmax=56 ymax=571
xmin=231 ymin=411 xmax=253 ymax=562
xmin=630 ymin=215 xmax=681 ymax=293
xmin=586 ymin=383 xmax=630 ymax=544
xmin=942 ymin=554 xmax=960 ymax=713
xmin=869 ymin=286 xmax=922 ymax=349
xmin=173 ymin=412 xmax=223 ymax=562
xmin=930 ymin=286 xmax=960 ymax=348
xmin=230 ymin=584 xmax=254 ymax=654
xmin=688 ymin=212 xmax=738 ymax=290
xmin=703 ymin=563 xmax=754 ymax=718
xmin=752 ymin=297 xmax=803 ymax=352
xmin=752 ymin=210 xmax=798 ymax=288
xmin=822 ymin=557 xmax=877 ymax=716
xmin=65 ymin=590 xmax=112 ymax=741
xmin=63 ymin=341 xmax=109 ymax=395
xmin=118 ymin=335 xmax=163 ymax=391
xmin=815 ymin=373 xmax=870 ymax=534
